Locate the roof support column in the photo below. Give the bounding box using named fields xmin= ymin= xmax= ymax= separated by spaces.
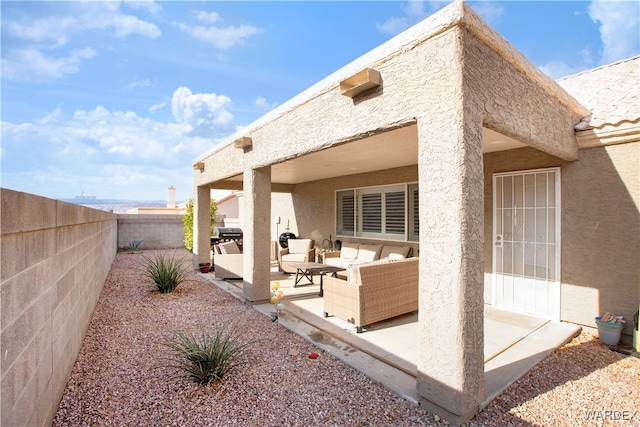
xmin=415 ymin=113 xmax=485 ymax=424
xmin=193 ymin=185 xmax=211 ymax=268
xmin=242 ymin=166 xmax=272 ymax=303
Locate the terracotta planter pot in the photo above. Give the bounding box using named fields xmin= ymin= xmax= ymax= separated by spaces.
xmin=199 ymin=263 xmax=211 ymax=273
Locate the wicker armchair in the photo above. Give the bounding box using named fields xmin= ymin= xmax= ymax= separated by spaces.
xmin=278 ymin=239 xmax=315 ymax=273
xmin=323 ymin=257 xmax=418 ymax=333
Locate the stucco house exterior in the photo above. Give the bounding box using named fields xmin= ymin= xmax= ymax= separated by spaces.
xmin=191 ymin=1 xmax=638 ymax=423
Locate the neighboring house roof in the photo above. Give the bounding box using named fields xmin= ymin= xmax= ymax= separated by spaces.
xmin=215 ymin=193 xmax=237 ymax=205
xmin=558 ymin=55 xmax=640 ymax=129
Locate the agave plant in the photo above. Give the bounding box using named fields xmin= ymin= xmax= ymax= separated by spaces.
xmin=138 ymin=251 xmax=191 ymax=293
xmin=160 ymin=315 xmax=261 ymax=386
xmin=128 ymin=239 xmax=143 ymax=253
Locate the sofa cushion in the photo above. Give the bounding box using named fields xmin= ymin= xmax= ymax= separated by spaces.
xmin=219 ymin=241 xmax=241 ymax=254
xmin=281 ymin=253 xmax=308 ymax=262
xmin=347 ymin=257 xmax=391 ymax=283
xmin=380 ymin=245 xmax=411 ymax=260
xmin=355 ymin=244 xmax=382 ymax=262
xmin=287 ymin=238 xmax=312 ymax=254
xmin=340 ymin=242 xmax=359 ymax=260
xmin=324 ymin=257 xmax=344 ymax=268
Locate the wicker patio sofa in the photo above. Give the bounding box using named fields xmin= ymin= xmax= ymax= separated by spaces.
xmin=322 ymin=257 xmax=418 ymax=333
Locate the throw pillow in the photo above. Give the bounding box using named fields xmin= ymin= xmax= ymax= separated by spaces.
xmin=347 ymin=257 xmax=390 ymax=283
xmin=340 ymin=242 xmax=359 ymax=260
xmin=355 ymin=244 xmax=382 ymax=262
xmin=380 ymin=245 xmax=411 ymax=260
xmin=219 ymin=241 xmax=240 ymax=254
xmin=287 ymin=238 xmax=311 ymax=254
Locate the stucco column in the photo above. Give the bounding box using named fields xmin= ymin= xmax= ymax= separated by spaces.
xmin=415 ymin=114 xmax=485 ymax=424
xmin=193 ymin=185 xmax=211 ymax=268
xmin=242 ymin=166 xmax=272 ymax=303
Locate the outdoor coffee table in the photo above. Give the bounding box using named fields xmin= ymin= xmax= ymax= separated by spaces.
xmin=293 ymin=262 xmax=345 ymax=296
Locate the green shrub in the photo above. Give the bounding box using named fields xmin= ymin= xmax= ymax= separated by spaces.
xmin=138 ymin=251 xmax=191 ymax=293
xmin=183 ymin=198 xmax=218 ymax=252
xmin=160 ymin=316 xmax=260 ymax=386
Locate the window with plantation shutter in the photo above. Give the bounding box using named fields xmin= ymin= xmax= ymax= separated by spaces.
xmin=361 ymin=193 xmax=382 ymax=233
xmin=385 ymin=191 xmax=405 ymax=235
xmin=408 ymin=184 xmax=419 ymax=242
xmin=336 ymin=183 xmax=416 ymax=241
xmin=336 ymin=190 xmax=355 ymax=235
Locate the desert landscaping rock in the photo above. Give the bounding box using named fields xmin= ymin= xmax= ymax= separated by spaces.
xmin=53 ymin=250 xmax=639 ymax=426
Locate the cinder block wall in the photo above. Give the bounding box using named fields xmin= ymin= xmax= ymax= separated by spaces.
xmin=117 ymin=214 xmax=185 ymax=250
xmin=0 ymin=189 xmax=117 ymax=427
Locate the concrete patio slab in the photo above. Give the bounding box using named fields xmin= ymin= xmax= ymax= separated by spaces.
xmin=201 ymin=266 xmax=581 ymax=408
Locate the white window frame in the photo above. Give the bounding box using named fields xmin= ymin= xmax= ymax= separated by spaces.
xmin=335 ymin=183 xmax=419 ymax=242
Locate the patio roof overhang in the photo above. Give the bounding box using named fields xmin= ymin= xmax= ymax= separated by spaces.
xmin=202 ymin=124 xmax=527 ymax=191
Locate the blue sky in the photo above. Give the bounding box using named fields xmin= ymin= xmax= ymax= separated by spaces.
xmin=2 ymin=1 xmax=638 ymax=202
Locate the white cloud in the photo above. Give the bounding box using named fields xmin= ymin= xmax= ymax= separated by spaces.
xmin=1 ymin=101 xmax=220 ymax=168
xmin=196 ymin=11 xmax=223 ymax=24
xmin=377 ymin=1 xmax=504 ymax=35
xmin=589 ymin=0 xmax=639 ymax=64
xmin=541 ymin=46 xmax=598 ymax=79
xmin=255 ymin=96 xmax=278 ymax=112
xmin=2 ymin=48 xmax=96 ymax=83
xmin=0 ymin=95 xmax=230 ymax=199
xmin=175 ymin=11 xmax=260 ymax=49
xmin=106 ymin=12 xmax=161 ymax=39
xmin=539 ymin=1 xmax=639 ymax=79
xmin=376 ymin=0 xmax=433 ymax=35
xmin=129 ymin=79 xmax=154 ymax=89
xmin=149 ymin=102 xmax=166 ymax=113
xmin=469 ymin=1 xmax=505 ymax=25
xmin=124 ymin=0 xmax=162 ymax=14
xmin=1 ymin=2 xmax=160 ymax=82
xmin=5 ymin=3 xmax=160 ymax=45
xmin=4 ymin=16 xmax=76 ymax=47
xmin=171 ymin=87 xmax=234 ymax=134
xmin=539 ymin=61 xmax=585 ymax=80
xmin=376 ymin=2 xmax=424 ymax=35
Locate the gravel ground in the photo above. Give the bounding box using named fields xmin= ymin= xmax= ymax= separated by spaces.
xmin=53 ymin=250 xmax=640 ymax=426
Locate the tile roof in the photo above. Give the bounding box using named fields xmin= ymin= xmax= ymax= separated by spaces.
xmin=557 ymin=56 xmax=639 ymax=129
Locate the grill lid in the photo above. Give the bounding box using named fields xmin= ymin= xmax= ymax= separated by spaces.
xmin=214 ymin=227 xmax=243 ymax=237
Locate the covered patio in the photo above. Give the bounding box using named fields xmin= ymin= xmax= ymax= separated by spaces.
xmin=191 ymin=1 xmax=589 ymax=422
xmin=204 ymin=268 xmax=580 ymax=409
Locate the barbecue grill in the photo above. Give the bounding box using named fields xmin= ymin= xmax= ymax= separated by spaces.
xmin=211 ymin=227 xmax=243 ymax=251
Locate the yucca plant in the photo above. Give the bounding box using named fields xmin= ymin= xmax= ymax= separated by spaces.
xmin=138 ymin=251 xmax=191 ymax=293
xmin=160 ymin=316 xmax=260 ymax=386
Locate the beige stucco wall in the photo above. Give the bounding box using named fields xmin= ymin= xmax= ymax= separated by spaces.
xmin=117 ymin=214 xmax=185 ymax=250
xmin=483 ymin=142 xmax=639 ymax=337
xmin=268 ymin=165 xmax=420 ymax=255
xmin=1 ymin=189 xmax=117 ymax=427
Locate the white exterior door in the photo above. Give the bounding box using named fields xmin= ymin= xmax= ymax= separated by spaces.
xmin=492 ymin=168 xmax=561 ymax=320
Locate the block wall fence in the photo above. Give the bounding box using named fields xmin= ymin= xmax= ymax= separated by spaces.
xmin=117 ymin=214 xmax=185 ymax=250
xmin=1 ymin=189 xmax=117 ymax=427
xmin=1 ymin=189 xmax=189 ymax=427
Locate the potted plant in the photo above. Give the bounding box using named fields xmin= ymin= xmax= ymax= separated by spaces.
xmin=199 ymin=262 xmax=211 ymax=273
